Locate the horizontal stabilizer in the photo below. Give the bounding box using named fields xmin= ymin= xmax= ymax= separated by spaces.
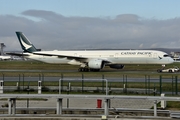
xmin=6 ymin=52 xmax=29 ymax=56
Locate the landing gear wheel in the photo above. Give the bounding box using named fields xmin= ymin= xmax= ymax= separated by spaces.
xmin=78 ymin=68 xmax=82 ymax=72
xmin=78 ymin=68 xmax=89 ymax=72
xmin=157 ymin=69 xmax=162 ymax=73
xmin=90 ymin=69 xmax=100 ymax=72
xmin=84 ymin=68 xmax=89 ymax=72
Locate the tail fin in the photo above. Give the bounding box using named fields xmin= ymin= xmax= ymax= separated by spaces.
xmin=16 ymin=32 xmax=37 ymax=53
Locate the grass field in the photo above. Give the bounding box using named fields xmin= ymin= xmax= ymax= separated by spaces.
xmin=0 ymin=60 xmax=180 ymax=77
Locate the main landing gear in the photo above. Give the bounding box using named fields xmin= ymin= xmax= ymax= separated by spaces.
xmin=78 ymin=68 xmax=89 ymax=72
xmin=78 ymin=68 xmax=100 ymax=72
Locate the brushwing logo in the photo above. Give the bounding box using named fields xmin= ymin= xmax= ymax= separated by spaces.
xmin=20 ymin=36 xmax=32 ymax=50
xmin=158 ymin=56 xmax=162 ymax=60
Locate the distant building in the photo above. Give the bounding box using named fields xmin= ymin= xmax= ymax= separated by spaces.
xmin=0 ymin=43 xmax=5 ymax=55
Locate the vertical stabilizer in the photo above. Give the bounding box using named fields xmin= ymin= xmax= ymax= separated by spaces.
xmin=16 ymin=32 xmax=37 ymax=53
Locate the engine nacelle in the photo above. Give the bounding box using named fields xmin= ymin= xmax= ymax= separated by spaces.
xmin=109 ymin=64 xmax=124 ymax=69
xmin=88 ymin=59 xmax=104 ymax=69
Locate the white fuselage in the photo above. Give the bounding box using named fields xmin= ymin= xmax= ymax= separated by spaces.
xmin=23 ymin=50 xmax=174 ymax=65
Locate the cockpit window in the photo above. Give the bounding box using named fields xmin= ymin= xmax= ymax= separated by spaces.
xmin=163 ymin=54 xmax=169 ymax=57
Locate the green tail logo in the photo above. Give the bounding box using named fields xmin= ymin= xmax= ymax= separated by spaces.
xmin=16 ymin=32 xmax=37 ymax=53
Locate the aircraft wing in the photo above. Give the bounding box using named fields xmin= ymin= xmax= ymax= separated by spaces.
xmin=33 ymin=52 xmax=88 ymax=61
xmin=33 ymin=52 xmax=111 ymax=63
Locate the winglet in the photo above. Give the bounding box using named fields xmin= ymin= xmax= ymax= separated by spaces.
xmin=16 ymin=32 xmax=37 ymax=53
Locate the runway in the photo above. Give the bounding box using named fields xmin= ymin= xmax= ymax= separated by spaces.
xmin=0 ymin=68 xmax=165 ymax=73
xmin=1 ymin=76 xmax=176 ymax=83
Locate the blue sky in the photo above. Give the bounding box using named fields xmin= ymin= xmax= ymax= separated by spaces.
xmin=1 ymin=0 xmax=180 ymax=51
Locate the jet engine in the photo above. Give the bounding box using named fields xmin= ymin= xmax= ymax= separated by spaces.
xmin=109 ymin=64 xmax=124 ymax=69
xmin=88 ymin=59 xmax=104 ymax=69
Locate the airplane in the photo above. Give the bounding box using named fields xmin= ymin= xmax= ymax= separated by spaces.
xmin=0 ymin=55 xmax=12 ymax=60
xmin=7 ymin=32 xmax=174 ymax=72
xmin=0 ymin=43 xmax=12 ymax=60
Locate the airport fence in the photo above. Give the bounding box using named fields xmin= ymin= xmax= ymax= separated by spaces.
xmin=0 ymin=73 xmax=179 ymax=96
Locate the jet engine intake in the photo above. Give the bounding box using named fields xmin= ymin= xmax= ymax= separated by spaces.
xmin=88 ymin=59 xmax=104 ymax=69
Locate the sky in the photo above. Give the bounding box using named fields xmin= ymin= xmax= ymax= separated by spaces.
xmin=1 ymin=0 xmax=180 ymax=51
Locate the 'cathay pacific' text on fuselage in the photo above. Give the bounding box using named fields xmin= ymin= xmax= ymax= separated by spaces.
xmin=121 ymin=52 xmax=152 ymax=55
